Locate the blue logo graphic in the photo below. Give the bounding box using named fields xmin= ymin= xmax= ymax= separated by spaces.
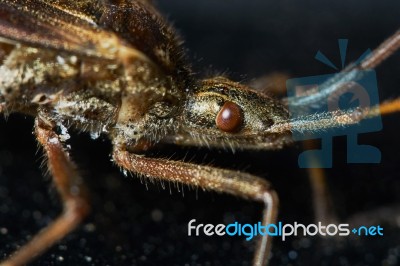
xmin=286 ymin=39 xmax=382 ymax=168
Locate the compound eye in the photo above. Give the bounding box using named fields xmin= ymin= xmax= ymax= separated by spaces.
xmin=215 ymin=101 xmax=243 ymax=133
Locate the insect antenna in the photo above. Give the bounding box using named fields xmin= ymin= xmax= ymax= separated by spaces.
xmin=271 ymin=29 xmax=400 ymax=135
xmin=284 ymin=29 xmax=400 ymax=108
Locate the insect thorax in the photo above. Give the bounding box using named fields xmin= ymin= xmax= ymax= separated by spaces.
xmin=0 ymin=42 xmax=188 ymax=149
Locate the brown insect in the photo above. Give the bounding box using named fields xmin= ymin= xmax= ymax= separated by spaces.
xmin=0 ymin=0 xmax=399 ymax=265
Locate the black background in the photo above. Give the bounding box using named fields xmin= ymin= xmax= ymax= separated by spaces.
xmin=1 ymin=0 xmax=400 ymax=265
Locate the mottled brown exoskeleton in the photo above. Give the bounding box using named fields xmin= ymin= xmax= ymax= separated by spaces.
xmin=0 ymin=0 xmax=399 ymax=265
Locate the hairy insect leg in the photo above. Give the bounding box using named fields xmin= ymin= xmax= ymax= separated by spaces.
xmin=302 ymin=140 xmax=338 ymax=225
xmin=0 ymin=117 xmax=90 ymax=266
xmin=113 ymin=147 xmax=278 ymax=266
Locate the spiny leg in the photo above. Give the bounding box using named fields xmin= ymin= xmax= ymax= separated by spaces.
xmin=113 ymin=147 xmax=278 ymax=266
xmin=0 ymin=116 xmax=90 ymax=266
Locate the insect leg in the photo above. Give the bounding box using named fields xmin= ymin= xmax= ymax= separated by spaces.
xmin=0 ymin=116 xmax=90 ymax=266
xmin=271 ymin=99 xmax=400 ymax=225
xmin=302 ymin=140 xmax=337 ymax=224
xmin=113 ymin=147 xmax=278 ymax=266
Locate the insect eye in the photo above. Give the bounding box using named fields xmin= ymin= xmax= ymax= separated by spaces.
xmin=215 ymin=101 xmax=243 ymax=133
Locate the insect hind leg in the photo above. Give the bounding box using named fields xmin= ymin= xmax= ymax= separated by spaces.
xmin=0 ymin=115 xmax=90 ymax=266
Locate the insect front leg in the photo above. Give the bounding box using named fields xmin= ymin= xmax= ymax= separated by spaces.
xmin=113 ymin=146 xmax=278 ymax=266
xmin=0 ymin=115 xmax=90 ymax=266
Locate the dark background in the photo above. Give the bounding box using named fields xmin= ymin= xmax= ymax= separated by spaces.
xmin=1 ymin=0 xmax=400 ymax=265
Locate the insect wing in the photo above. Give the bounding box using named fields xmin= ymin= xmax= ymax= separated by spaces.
xmin=0 ymin=0 xmax=144 ymax=61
